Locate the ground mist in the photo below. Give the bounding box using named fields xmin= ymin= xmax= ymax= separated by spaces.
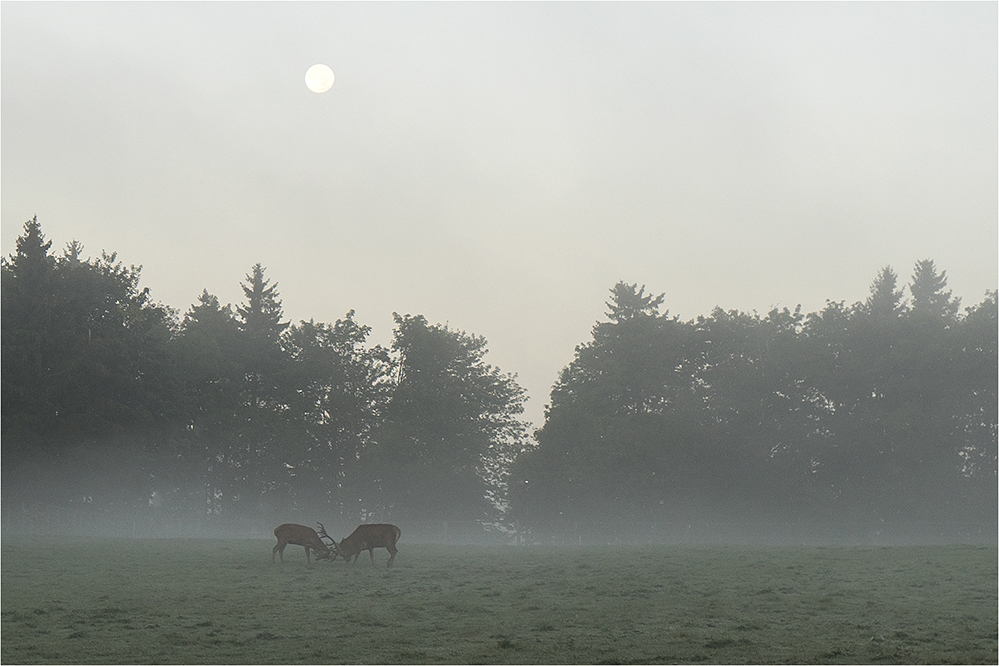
xmin=2 ymin=537 xmax=995 ymax=664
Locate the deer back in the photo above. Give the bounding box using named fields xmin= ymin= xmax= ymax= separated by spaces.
xmin=274 ymin=523 xmax=330 ymax=552
xmin=339 ymin=523 xmax=400 ymax=556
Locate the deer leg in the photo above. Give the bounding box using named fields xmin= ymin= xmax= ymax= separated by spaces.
xmin=273 ymin=542 xmax=285 ymax=563
xmin=369 ymin=548 xmax=376 ymax=565
xmin=386 ymin=543 xmax=398 ymax=568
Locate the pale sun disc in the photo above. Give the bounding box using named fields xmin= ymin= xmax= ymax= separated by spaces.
xmin=305 ymin=64 xmax=334 ymax=93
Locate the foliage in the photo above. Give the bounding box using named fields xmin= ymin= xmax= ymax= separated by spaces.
xmin=2 ymin=218 xmax=178 ymax=448
xmin=360 ymin=314 xmax=529 ymax=523
xmin=1 ymin=219 xmax=528 ymax=529
xmin=281 ymin=313 xmax=393 ymax=514
xmin=511 ymin=275 xmax=998 ymax=541
xmin=2 ymin=219 xmax=179 ymax=510
xmin=2 ymin=218 xmax=995 ymax=539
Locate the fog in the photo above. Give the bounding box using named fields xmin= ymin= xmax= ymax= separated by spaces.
xmin=2 ymin=4 xmax=996 ymax=548
xmin=3 ymin=504 xmax=991 ymax=548
xmin=2 ymin=3 xmax=996 ymax=431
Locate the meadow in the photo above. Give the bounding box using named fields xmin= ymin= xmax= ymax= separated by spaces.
xmin=1 ymin=536 xmax=995 ymax=664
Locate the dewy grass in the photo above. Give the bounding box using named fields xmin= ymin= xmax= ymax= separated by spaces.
xmin=1 ymin=538 xmax=995 ymax=664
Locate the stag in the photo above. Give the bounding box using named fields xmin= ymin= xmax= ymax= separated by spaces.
xmin=272 ymin=522 xmax=337 ymax=564
xmin=337 ymin=524 xmax=401 ymax=568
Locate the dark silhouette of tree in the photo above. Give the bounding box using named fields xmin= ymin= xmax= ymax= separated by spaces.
xmin=237 ymin=263 xmax=288 ymax=345
xmin=955 ymin=291 xmax=998 ymax=494
xmin=193 ymin=264 xmax=294 ymax=519
xmin=170 ymin=290 xmax=245 ymax=515
xmin=2 ymin=218 xmax=177 ymax=445
xmin=2 ymin=216 xmax=58 ymax=448
xmin=2 ymin=218 xmax=179 ymax=516
xmin=2 ymin=218 xmax=994 ymax=541
xmin=362 ymin=314 xmax=529 ymax=526
xmin=605 ymin=282 xmax=666 ymax=322
xmin=511 ymin=282 xmax=703 ymax=540
xmin=282 ymin=313 xmax=392 ymax=519
xmin=512 ymin=273 xmax=998 ymax=543
xmin=864 ymin=265 xmax=906 ymax=318
xmin=910 ymin=259 xmax=960 ymax=321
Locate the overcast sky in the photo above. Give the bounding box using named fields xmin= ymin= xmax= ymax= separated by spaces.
xmin=2 ymin=2 xmax=996 ymax=428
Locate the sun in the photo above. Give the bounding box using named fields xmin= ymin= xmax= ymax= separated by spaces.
xmin=305 ymin=64 xmax=334 ymax=93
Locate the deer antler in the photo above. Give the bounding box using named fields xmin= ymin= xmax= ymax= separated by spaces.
xmin=315 ymin=522 xmax=340 ymax=557
xmin=316 ymin=522 xmax=333 ymax=542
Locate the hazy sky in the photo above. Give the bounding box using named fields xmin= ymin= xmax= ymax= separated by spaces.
xmin=3 ymin=2 xmax=996 ymax=429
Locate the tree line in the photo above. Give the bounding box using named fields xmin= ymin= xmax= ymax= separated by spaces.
xmin=2 ymin=217 xmax=528 ymax=536
xmin=509 ymin=273 xmax=997 ymax=542
xmin=2 ymin=217 xmax=996 ymax=542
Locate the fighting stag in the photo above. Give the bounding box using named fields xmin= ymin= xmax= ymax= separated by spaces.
xmin=272 ymin=522 xmax=337 ymax=564
xmin=337 ymin=524 xmax=401 ymax=568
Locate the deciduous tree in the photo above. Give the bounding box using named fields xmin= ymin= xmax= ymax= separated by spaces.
xmin=363 ymin=314 xmax=529 ymax=525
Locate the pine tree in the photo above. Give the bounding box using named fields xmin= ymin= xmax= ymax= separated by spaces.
xmin=236 ymin=263 xmax=288 ymax=345
xmin=910 ymin=259 xmax=960 ymax=320
xmin=605 ymin=282 xmax=666 ymax=322
xmin=864 ymin=265 xmax=906 ymax=318
xmin=4 ymin=216 xmax=55 ymax=288
xmin=1 ymin=217 xmax=58 ymax=446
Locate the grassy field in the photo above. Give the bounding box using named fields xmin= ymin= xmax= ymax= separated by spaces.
xmin=1 ymin=537 xmax=995 ymax=664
